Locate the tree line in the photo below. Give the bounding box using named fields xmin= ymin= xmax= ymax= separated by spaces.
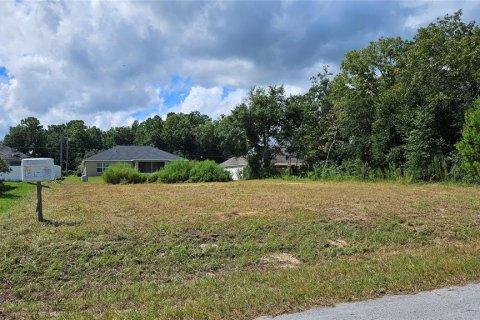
xmin=2 ymin=12 xmax=480 ymax=181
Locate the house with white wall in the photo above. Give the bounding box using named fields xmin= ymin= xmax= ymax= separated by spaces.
xmin=0 ymin=144 xmax=29 ymax=181
xmin=220 ymin=151 xmax=303 ymax=180
xmin=0 ymin=144 xmax=61 ymax=181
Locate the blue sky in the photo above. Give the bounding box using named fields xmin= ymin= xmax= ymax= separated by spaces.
xmin=0 ymin=66 xmax=7 ymax=77
xmin=1 ymin=0 xmax=479 ymax=138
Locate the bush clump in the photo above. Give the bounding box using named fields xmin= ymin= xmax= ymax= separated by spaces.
xmin=103 ymin=162 xmax=147 ymax=184
xmin=157 ymin=160 xmax=193 ymax=183
xmin=156 ymin=160 xmax=231 ymax=183
xmin=456 ymin=99 xmax=480 ymax=181
xmin=147 ymin=171 xmax=161 ymax=183
xmin=189 ymin=160 xmax=231 ymax=182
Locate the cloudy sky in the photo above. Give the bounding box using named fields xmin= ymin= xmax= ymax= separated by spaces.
xmin=1 ymin=0 xmax=479 ymax=138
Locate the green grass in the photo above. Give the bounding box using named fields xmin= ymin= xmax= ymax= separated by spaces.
xmin=1 ymin=180 xmax=480 ymax=319
xmin=0 ymin=181 xmax=36 ymax=214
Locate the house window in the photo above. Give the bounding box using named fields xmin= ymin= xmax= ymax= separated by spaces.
xmin=96 ymin=162 xmax=110 ymax=173
xmin=138 ymin=161 xmax=165 ymax=173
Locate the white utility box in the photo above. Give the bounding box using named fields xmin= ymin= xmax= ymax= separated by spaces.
xmin=21 ymin=158 xmax=55 ymax=182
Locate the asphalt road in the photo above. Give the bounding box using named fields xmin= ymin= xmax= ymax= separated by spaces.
xmin=257 ymin=284 xmax=480 ymax=320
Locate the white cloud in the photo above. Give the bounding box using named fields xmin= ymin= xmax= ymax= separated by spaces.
xmin=284 ymin=85 xmax=307 ymax=97
xmin=168 ymin=86 xmax=247 ymax=118
xmin=0 ymin=0 xmax=478 ymax=138
xmin=403 ymin=1 xmax=479 ymax=30
xmin=181 ymin=58 xmax=256 ymax=87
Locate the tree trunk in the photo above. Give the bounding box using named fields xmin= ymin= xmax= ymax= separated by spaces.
xmin=324 ymin=127 xmax=338 ymax=170
xmin=263 ymin=128 xmax=270 ymax=169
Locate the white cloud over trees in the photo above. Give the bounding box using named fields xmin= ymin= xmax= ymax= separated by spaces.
xmin=0 ymin=0 xmax=478 ymax=136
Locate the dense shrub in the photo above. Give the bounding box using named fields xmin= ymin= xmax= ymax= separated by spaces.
xmin=189 ymin=160 xmax=231 ymax=182
xmin=102 ymin=162 xmax=147 ymax=184
xmin=156 ymin=160 xmax=231 ymax=183
xmin=305 ymin=161 xmax=414 ymax=183
xmin=456 ymin=99 xmax=480 ymax=180
xmin=102 ymin=160 xmax=231 ymax=184
xmin=157 ymin=160 xmax=193 ymax=183
xmin=147 ymin=171 xmax=161 ymax=183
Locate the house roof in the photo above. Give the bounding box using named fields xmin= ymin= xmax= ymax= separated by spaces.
xmin=0 ymin=144 xmax=30 ymax=161
xmin=83 ymin=146 xmax=182 ymax=162
xmin=220 ymin=152 xmax=302 ymax=168
xmin=220 ymin=157 xmax=249 ymax=168
xmin=273 ymin=153 xmax=302 ymax=166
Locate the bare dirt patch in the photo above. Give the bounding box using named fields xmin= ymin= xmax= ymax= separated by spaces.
xmin=329 ymin=239 xmax=348 ymax=248
xmin=262 ymin=253 xmax=302 ymax=267
xmin=229 ymin=211 xmax=259 ymax=217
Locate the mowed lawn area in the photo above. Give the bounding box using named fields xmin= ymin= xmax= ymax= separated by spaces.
xmin=1 ymin=180 xmax=480 ymax=319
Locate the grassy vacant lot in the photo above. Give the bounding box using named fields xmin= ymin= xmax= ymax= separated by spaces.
xmin=1 ymin=180 xmax=480 ymax=319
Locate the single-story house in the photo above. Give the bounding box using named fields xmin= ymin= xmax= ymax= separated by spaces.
xmin=0 ymin=144 xmax=28 ymax=181
xmin=0 ymin=144 xmax=30 ymax=166
xmin=220 ymin=152 xmax=303 ymax=180
xmin=82 ymin=145 xmax=182 ymax=176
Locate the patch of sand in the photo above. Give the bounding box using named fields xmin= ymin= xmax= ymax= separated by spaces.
xmin=262 ymin=253 xmax=302 ymax=267
xmin=329 ymin=239 xmax=348 ymax=248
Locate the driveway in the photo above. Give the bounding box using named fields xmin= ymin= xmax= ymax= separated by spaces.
xmin=257 ymin=283 xmax=480 ymax=320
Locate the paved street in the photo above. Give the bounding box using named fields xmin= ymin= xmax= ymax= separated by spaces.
xmin=258 ymin=284 xmax=480 ymax=320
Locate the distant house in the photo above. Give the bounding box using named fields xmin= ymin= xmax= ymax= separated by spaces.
xmin=0 ymin=144 xmax=30 ymax=181
xmin=0 ymin=144 xmax=61 ymax=181
xmin=220 ymin=151 xmax=303 ymax=180
xmin=0 ymin=144 xmax=30 ymax=166
xmin=82 ymin=145 xmax=182 ymax=176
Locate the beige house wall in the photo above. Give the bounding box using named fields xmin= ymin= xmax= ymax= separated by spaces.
xmin=83 ymin=160 xmax=167 ymax=176
xmin=83 ymin=161 xmax=132 ymax=176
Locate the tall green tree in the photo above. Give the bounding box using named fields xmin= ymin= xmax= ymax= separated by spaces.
xmin=219 ymin=86 xmax=286 ymax=177
xmin=328 ymin=37 xmax=407 ymax=166
xmin=282 ymin=69 xmax=333 ymax=168
xmin=134 ymin=116 xmax=164 ymax=148
xmin=45 ymin=124 xmax=66 ymax=165
xmin=4 ymin=117 xmax=46 ymax=157
xmin=398 ymin=11 xmax=480 ymax=177
xmin=194 ymin=121 xmax=224 ymax=161
xmin=161 ymin=112 xmax=212 ymax=158
xmin=103 ymin=126 xmax=135 ymax=148
xmin=63 ymin=120 xmax=91 ymax=171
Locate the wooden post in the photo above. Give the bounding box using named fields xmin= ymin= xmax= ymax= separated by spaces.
xmin=36 ymin=181 xmax=43 ymax=222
